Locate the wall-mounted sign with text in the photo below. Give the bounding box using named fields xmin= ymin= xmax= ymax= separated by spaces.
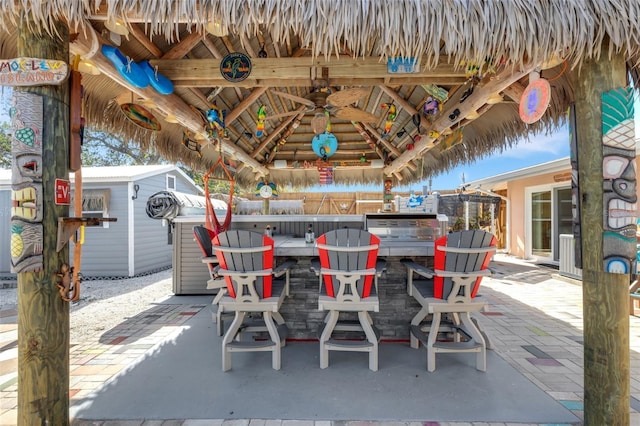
xmin=0 ymin=57 xmax=69 ymax=86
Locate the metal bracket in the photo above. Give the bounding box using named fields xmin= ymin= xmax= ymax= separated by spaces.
xmin=56 ymin=217 xmax=117 ymax=252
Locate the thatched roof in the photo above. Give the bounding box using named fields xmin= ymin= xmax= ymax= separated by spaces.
xmin=1 ymin=0 xmax=639 ymax=189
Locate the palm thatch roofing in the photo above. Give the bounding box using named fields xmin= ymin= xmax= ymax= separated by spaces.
xmin=1 ymin=0 xmax=639 ymax=189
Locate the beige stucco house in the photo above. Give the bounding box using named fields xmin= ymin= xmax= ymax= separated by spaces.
xmin=467 ymin=141 xmax=639 ymax=278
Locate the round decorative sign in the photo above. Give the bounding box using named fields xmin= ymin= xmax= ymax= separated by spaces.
xmin=220 ymin=52 xmax=252 ymax=82
xmin=519 ymin=78 xmax=551 ymax=124
xmin=312 ymin=132 xmax=338 ymax=159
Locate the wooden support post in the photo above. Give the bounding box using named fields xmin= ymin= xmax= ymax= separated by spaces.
xmin=16 ymin=19 xmax=71 ymax=425
xmin=571 ymin=45 xmax=630 ymax=425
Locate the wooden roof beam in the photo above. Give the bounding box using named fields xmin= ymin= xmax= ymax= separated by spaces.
xmin=361 ymin=123 xmax=417 ymax=171
xmin=169 ymin=76 xmax=466 ymax=88
xmin=503 ymin=81 xmax=526 ymax=103
xmin=250 ymin=106 xmax=306 ymax=157
xmin=70 ymin=27 xmax=269 ymax=177
xmin=384 ymin=65 xmax=535 ymax=176
xmin=129 ymin=24 xmax=163 ymax=57
xmin=161 ymin=31 xmax=202 ymax=59
xmin=266 ymin=161 xmax=381 ymax=171
xmin=225 ymin=87 xmax=267 ymax=125
xmin=152 ymin=57 xmax=467 ymax=87
xmin=129 ymin=23 xmax=212 ymax=112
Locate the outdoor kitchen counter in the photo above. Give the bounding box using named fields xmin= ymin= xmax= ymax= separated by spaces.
xmin=172 ymin=216 xmax=436 ymax=339
xmin=272 ymin=235 xmax=434 ymax=257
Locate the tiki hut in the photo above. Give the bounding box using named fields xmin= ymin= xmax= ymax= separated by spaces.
xmin=1 ymin=1 xmax=638 ymax=189
xmin=2 ymin=2 xmax=640 ymax=425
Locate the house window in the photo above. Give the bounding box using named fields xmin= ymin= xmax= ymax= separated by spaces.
xmin=72 ymin=189 xmax=111 ymax=229
xmin=166 ymin=174 xmax=176 ymax=190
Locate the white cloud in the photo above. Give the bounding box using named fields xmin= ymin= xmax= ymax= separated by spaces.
xmin=500 ymin=128 xmax=569 ymax=159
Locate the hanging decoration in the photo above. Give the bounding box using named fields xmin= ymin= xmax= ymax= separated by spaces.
xmin=206 ymin=103 xmax=227 ymax=136
xmin=256 ymin=105 xmax=267 ymax=137
xmin=102 ymin=45 xmax=149 ymax=88
xmin=423 ymin=96 xmax=440 ymax=115
xmin=383 ymin=179 xmax=394 ymax=211
xmin=256 ymin=181 xmax=278 ymax=198
xmin=203 ymin=155 xmax=235 ymax=235
xmin=438 ymin=128 xmax=464 ymax=152
xmin=182 ymin=131 xmax=203 ymax=157
xmin=422 ymin=84 xmax=449 ymax=103
xmin=312 ymin=132 xmax=338 ymax=161
xmin=0 ymin=57 xmax=69 ymax=86
xmin=120 ymin=102 xmax=161 ymax=131
xmin=461 ymin=57 xmax=499 ymax=81
xmin=381 ymin=103 xmax=397 ymax=135
xmin=220 ymin=52 xmax=252 ymax=82
xmin=191 ymin=103 xmax=228 ymax=139
xmin=139 ymin=60 xmax=174 ymax=95
xmin=519 ymin=78 xmax=551 ymax=124
xmin=318 ymin=166 xmax=334 ymax=185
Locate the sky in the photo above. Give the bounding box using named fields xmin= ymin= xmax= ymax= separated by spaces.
xmin=402 ymin=126 xmax=572 ymax=192
xmin=420 ymin=94 xmax=640 ymax=192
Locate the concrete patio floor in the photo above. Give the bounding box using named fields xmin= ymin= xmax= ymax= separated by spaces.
xmin=1 ymin=254 xmax=640 ymax=425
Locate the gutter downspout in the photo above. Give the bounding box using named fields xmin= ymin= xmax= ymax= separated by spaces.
xmin=127 ymin=181 xmax=135 ymax=277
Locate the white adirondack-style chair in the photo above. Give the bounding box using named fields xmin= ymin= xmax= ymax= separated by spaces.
xmin=316 ymin=229 xmax=384 ymax=371
xmin=212 ymin=230 xmax=295 ymax=371
xmin=402 ymin=229 xmax=496 ymax=372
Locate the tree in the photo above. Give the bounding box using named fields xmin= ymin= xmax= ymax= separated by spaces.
xmin=81 ymin=129 xmax=165 ymax=166
xmin=0 ymin=122 xmax=10 ymax=168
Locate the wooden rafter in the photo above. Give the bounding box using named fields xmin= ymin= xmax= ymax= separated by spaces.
xmin=70 ymin=27 xmax=269 ymax=176
xmin=384 ymin=64 xmax=535 ymax=175
xmin=250 ymin=106 xmax=306 ymax=157
xmin=151 ymin=57 xmax=468 ymax=88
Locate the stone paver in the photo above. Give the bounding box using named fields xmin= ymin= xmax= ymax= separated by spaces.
xmin=2 ymin=256 xmax=640 ymax=426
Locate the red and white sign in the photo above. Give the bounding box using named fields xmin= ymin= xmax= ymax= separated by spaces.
xmin=55 ymin=179 xmax=71 ymax=205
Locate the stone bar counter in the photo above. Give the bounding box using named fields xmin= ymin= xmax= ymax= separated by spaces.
xmin=172 ymin=214 xmax=444 ymax=339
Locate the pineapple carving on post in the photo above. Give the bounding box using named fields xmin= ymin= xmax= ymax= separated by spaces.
xmin=9 ymin=91 xmax=44 ymax=273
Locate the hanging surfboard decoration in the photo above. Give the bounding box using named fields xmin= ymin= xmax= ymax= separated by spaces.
xmin=519 ymin=78 xmax=551 ymax=124
xmin=120 ymin=103 xmax=161 ymax=131
xmin=312 ymin=132 xmax=338 ymax=161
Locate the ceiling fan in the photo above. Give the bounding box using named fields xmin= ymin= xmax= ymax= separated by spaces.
xmin=268 ymin=88 xmax=377 ymax=134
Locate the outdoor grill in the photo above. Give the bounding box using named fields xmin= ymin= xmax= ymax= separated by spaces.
xmin=365 ymin=213 xmax=448 ymax=243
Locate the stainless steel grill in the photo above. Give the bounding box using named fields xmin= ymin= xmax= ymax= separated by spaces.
xmin=365 ymin=213 xmax=447 ymax=242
